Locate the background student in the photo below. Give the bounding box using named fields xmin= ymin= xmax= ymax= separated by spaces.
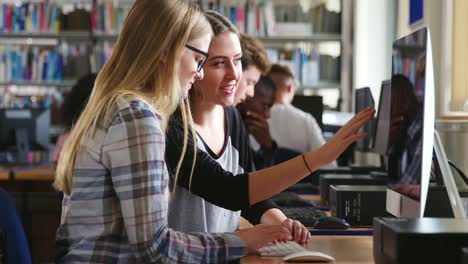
xmin=267 ymin=64 xmax=337 ymax=167
xmin=166 ymin=10 xmax=374 ymax=245
xmin=167 ymin=10 xmax=310 ymax=244
xmin=234 ymin=33 xmax=270 ymax=106
xmin=237 ymin=75 xmax=300 ymax=168
xmin=53 ymin=73 xmax=97 ymax=162
xmin=53 ymin=1 xmax=291 ymax=262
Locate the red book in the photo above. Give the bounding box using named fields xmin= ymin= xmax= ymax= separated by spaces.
xmin=5 ymin=5 xmax=11 ymax=32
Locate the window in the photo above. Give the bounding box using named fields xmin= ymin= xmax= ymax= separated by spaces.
xmin=451 ymin=0 xmax=468 ymax=112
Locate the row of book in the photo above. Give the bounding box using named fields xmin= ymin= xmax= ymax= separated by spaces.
xmin=201 ymin=0 xmax=341 ymax=37
xmin=0 ymin=41 xmax=114 ymax=82
xmin=266 ymin=47 xmax=340 ymax=87
xmin=0 ymin=1 xmax=62 ymax=33
xmin=0 ymin=1 xmax=131 ymax=34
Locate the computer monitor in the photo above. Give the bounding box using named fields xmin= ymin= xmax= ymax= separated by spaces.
xmin=0 ymin=108 xmax=50 ymax=163
xmin=383 ymin=27 xmax=435 ymax=218
xmin=373 ymin=80 xmax=391 ymax=155
xmin=354 ymin=87 xmax=375 ymax=151
xmin=291 ymin=95 xmax=323 ymax=129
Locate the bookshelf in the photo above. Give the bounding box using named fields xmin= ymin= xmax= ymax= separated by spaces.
xmin=197 ymin=0 xmax=353 ymax=110
xmin=0 ymin=0 xmax=353 ymax=111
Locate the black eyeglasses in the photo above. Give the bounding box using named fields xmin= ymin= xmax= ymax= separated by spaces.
xmin=185 ymin=44 xmax=209 ymax=72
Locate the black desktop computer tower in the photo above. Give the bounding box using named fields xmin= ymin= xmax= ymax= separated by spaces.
xmin=373 ymin=217 xmax=468 ymax=264
xmin=319 ymin=173 xmax=388 ymax=206
xmin=330 ymin=185 xmax=390 ymax=226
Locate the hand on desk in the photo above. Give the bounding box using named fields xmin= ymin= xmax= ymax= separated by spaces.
xmin=234 ymin=224 xmax=291 ymax=253
xmin=281 ymin=218 xmax=311 ymax=244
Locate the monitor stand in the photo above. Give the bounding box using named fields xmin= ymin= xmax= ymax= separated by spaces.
xmin=15 ymin=128 xmax=30 ymax=164
xmin=432 ymin=130 xmax=467 ymax=218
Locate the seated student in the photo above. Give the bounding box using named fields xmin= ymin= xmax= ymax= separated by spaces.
xmin=166 ymin=11 xmax=309 ymax=244
xmin=53 ymin=73 xmax=97 ymax=162
xmin=166 ymin=10 xmax=374 ymax=245
xmin=53 ymin=1 xmax=291 ymax=263
xmin=233 ymin=33 xmax=270 ymax=106
xmin=236 ymin=75 xmax=298 ymax=169
xmin=268 ymin=64 xmax=337 ymax=167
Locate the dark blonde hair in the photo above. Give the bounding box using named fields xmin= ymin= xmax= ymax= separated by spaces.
xmin=240 ymin=34 xmax=270 ymax=74
xmin=268 ymin=63 xmax=299 ymax=89
xmin=54 ymin=0 xmax=212 ymax=195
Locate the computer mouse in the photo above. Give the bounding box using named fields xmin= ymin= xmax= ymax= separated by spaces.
xmin=313 ymin=216 xmax=350 ymax=230
xmin=283 ymin=251 xmax=335 ymax=262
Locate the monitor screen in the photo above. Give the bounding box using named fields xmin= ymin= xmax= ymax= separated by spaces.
xmin=0 ymin=108 xmax=50 ymax=151
xmin=291 ymin=95 xmax=323 ymax=129
xmin=385 ymin=27 xmax=435 ymax=217
xmin=354 ymin=87 xmax=375 ymax=151
xmin=373 ymin=80 xmax=391 ymax=155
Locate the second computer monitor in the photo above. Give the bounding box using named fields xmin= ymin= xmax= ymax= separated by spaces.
xmin=373 ymin=80 xmax=391 ymax=156
xmin=291 ymin=95 xmax=323 ymax=129
xmin=354 ymin=87 xmax=375 ymax=151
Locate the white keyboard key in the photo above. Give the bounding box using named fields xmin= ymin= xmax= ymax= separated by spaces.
xmin=258 ymin=241 xmax=307 ymax=257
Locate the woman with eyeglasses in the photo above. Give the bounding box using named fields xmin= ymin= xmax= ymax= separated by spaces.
xmin=52 ymin=1 xmax=292 ymax=263
xmin=165 ymin=10 xmax=374 ymax=245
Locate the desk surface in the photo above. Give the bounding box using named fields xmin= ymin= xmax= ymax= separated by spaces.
xmin=242 ymin=235 xmax=373 ymax=264
xmin=12 ymin=164 xmax=55 ymax=181
xmin=0 ymin=164 xmax=55 ymax=181
xmin=0 ymin=168 xmax=9 ymax=180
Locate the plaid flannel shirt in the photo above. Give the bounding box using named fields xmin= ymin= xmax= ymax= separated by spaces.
xmin=56 ymin=99 xmax=245 ymax=263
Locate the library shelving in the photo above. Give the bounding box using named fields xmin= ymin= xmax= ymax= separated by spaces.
xmin=0 ymin=0 xmax=354 ymax=111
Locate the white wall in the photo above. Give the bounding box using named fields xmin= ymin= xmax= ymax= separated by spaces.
xmin=353 ymin=0 xmax=395 ymax=166
xmin=353 ymin=0 xmax=395 ymax=110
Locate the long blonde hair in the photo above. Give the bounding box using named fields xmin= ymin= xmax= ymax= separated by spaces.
xmin=54 ymin=0 xmax=212 ymax=195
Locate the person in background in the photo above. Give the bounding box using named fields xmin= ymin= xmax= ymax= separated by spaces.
xmin=53 ymin=1 xmax=291 ymax=263
xmin=166 ymin=10 xmax=374 ymax=246
xmin=268 ymin=64 xmax=336 ymax=168
xmin=233 ymin=33 xmax=270 ymax=106
xmin=234 ymin=35 xmax=300 ymax=168
xmin=53 ymin=73 xmax=97 ymax=162
xmin=236 ymin=75 xmax=296 ymax=169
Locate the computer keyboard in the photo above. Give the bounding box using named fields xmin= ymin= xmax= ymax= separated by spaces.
xmin=257 ymin=241 xmax=307 ymax=257
xmin=258 ymin=241 xmax=335 ymax=262
xmin=281 ymin=207 xmax=326 ymax=227
xmin=285 ymin=182 xmax=319 ymax=194
xmin=271 ymin=192 xmax=318 ymax=207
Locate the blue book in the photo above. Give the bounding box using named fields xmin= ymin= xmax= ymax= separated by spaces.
xmin=9 ymin=50 xmax=17 ymax=80
xmin=56 ymin=53 xmax=64 ymax=80
xmin=42 ymin=53 xmax=48 ymax=80
xmin=46 ymin=51 xmax=57 ymax=80
xmin=230 ymin=6 xmax=237 ymax=25
xmin=31 ymin=3 xmax=38 ymax=31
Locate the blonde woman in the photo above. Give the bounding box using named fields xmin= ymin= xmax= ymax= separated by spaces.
xmin=166 ymin=11 xmax=374 ymax=245
xmin=53 ymin=1 xmax=291 ymax=263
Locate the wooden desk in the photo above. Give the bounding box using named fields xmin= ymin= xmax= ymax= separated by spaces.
xmin=242 ymin=235 xmax=373 ymax=264
xmin=12 ymin=164 xmax=55 ymax=181
xmin=0 ymin=164 xmax=58 ymax=264
xmin=0 ymin=168 xmax=9 ymax=180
